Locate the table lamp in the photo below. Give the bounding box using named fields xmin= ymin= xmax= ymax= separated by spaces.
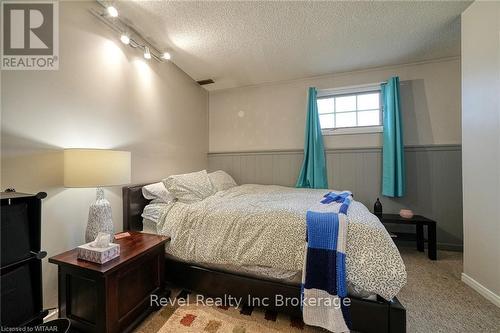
xmin=64 ymin=149 xmax=131 ymax=242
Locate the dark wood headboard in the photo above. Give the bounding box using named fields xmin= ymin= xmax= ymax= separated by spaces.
xmin=122 ymin=182 xmax=155 ymax=231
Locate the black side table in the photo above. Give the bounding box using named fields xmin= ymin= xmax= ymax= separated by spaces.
xmin=378 ymin=214 xmax=437 ymax=260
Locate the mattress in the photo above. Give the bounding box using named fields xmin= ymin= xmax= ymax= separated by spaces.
xmin=147 ymin=184 xmax=407 ymax=300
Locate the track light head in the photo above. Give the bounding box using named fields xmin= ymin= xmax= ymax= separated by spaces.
xmin=161 ymin=52 xmax=171 ymax=60
xmin=120 ymin=34 xmax=130 ymax=45
xmin=144 ymin=46 xmax=151 ymax=60
xmin=107 ymin=6 xmax=118 ymax=17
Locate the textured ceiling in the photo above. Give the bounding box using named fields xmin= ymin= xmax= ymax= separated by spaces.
xmin=117 ymin=1 xmax=471 ymax=91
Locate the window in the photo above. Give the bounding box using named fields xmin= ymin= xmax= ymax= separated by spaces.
xmin=317 ymin=87 xmax=382 ymax=134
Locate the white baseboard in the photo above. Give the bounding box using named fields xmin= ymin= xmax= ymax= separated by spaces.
xmin=461 ymin=273 xmax=500 ymax=307
xmin=44 ymin=309 xmax=59 ymax=322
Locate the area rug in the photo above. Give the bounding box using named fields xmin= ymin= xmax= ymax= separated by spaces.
xmin=157 ymin=303 xmax=322 ymax=333
xmin=136 ymin=290 xmax=323 ymax=333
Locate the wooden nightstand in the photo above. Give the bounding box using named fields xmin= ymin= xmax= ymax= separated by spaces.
xmin=49 ymin=232 xmax=169 ymax=333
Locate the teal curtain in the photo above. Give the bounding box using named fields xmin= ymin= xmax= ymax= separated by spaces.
xmin=381 ymin=77 xmax=405 ymax=197
xmin=296 ymin=87 xmax=328 ymax=189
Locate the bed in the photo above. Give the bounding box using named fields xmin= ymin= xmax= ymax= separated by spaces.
xmin=123 ymin=182 xmax=407 ymax=333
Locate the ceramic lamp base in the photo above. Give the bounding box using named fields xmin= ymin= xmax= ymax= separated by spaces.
xmin=85 ymin=188 xmax=114 ymax=243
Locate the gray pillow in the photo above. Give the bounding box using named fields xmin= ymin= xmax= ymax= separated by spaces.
xmin=208 ymin=170 xmax=237 ymax=192
xmin=163 ymin=170 xmax=216 ymax=203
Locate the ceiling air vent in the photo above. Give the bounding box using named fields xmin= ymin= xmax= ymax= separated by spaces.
xmin=196 ymin=79 xmax=215 ymax=86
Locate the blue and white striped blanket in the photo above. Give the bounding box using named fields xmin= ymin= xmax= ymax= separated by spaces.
xmin=301 ymin=191 xmax=353 ymax=332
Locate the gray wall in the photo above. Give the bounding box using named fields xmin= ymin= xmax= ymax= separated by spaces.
xmin=209 ymin=144 xmax=462 ymax=250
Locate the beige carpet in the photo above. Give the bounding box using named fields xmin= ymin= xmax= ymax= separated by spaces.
xmin=397 ymin=247 xmax=500 ymax=332
xmin=135 ymin=248 xmax=500 ymax=332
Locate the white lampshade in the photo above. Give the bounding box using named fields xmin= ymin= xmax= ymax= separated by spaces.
xmin=64 ymin=149 xmax=131 ymax=188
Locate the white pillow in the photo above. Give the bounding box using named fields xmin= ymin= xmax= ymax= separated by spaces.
xmin=142 ymin=182 xmax=174 ymax=203
xmin=163 ymin=170 xmax=216 ymax=204
xmin=141 ymin=202 xmax=169 ymax=224
xmin=209 ymin=170 xmax=237 ymax=192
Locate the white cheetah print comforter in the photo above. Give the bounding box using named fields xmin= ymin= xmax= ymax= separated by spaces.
xmin=156 ymin=184 xmax=406 ymax=300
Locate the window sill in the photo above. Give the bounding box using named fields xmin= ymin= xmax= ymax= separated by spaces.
xmin=322 ymin=126 xmax=383 ymax=136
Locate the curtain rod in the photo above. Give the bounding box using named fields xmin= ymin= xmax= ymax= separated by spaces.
xmin=319 ymin=81 xmax=385 ymax=91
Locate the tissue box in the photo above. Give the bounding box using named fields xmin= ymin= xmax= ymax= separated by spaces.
xmin=77 ymin=242 xmax=120 ymax=264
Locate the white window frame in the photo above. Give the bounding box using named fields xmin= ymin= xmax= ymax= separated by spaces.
xmin=317 ymin=83 xmax=383 ymax=136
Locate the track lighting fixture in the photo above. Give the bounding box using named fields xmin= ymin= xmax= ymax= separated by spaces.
xmin=144 ymin=47 xmax=151 ymax=60
xmin=120 ymin=34 xmax=130 ymax=45
xmin=92 ymin=2 xmax=173 ymax=63
xmin=106 ymin=6 xmax=118 ymax=17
